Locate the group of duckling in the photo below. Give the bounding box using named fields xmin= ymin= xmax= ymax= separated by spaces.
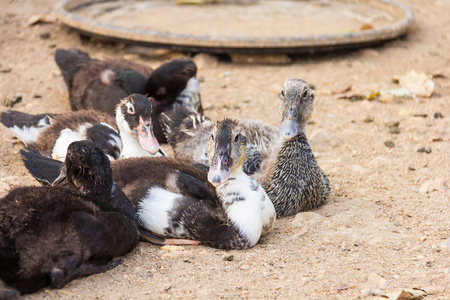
xmin=0 ymin=48 xmax=330 ymax=298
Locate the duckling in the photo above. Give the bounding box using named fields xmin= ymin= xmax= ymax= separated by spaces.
xmin=264 ymin=78 xmax=330 ymax=216
xmin=0 ymin=141 xmax=139 ymax=296
xmin=162 ymin=79 xmax=330 ymax=216
xmin=0 ymin=94 xmax=164 ymax=161
xmin=21 ymin=120 xmax=276 ymax=249
xmin=55 ymin=48 xmax=202 ymax=143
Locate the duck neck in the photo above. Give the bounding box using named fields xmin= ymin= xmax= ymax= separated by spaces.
xmin=119 ymin=130 xmax=152 ymax=159
xmin=282 ymin=128 xmax=309 ymax=149
xmin=215 ymin=164 xmax=264 ymax=246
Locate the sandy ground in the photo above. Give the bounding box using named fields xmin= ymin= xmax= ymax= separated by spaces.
xmin=0 ymin=0 xmax=449 ymax=299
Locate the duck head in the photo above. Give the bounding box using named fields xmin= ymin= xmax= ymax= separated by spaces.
xmin=116 ymin=94 xmax=160 ymax=155
xmin=53 ymin=140 xmax=112 ymax=199
xmin=145 ymin=57 xmax=200 ymax=110
xmin=279 ymin=78 xmax=314 ymax=140
xmin=207 ymin=119 xmax=247 ymax=187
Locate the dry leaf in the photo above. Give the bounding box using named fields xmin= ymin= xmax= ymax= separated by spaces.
xmin=431 ymin=70 xmax=445 ymax=78
xmin=416 ymin=286 xmax=445 ymax=295
xmin=361 ymin=23 xmax=375 ymax=30
xmin=398 ymin=70 xmax=435 ymax=98
xmin=381 ymin=288 xmax=425 ymax=300
xmin=332 ymin=85 xmax=353 ymax=95
xmin=27 ymin=13 xmax=57 ymax=26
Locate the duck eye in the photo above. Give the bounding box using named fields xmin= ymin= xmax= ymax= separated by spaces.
xmin=127 ymin=104 xmax=135 ymax=114
xmin=302 ymin=90 xmax=308 ymax=98
xmin=234 ymin=134 xmax=239 ymax=142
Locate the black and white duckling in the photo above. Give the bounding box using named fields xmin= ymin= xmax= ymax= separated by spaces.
xmin=21 ymin=120 xmax=276 ymax=249
xmin=0 ymin=94 xmax=164 ymax=161
xmin=0 ymin=141 xmax=139 ymax=297
xmin=162 ymin=79 xmax=330 ymax=216
xmin=55 ymin=48 xmax=202 ymax=143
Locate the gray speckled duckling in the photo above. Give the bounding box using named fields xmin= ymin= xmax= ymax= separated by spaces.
xmin=265 ymin=78 xmax=330 ymax=216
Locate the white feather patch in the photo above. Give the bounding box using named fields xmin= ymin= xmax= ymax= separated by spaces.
xmin=8 ymin=116 xmax=51 ymax=145
xmin=51 ymin=123 xmax=91 ymax=161
xmin=9 ymin=125 xmax=44 ymax=145
xmin=216 ymin=168 xmax=275 ymax=247
xmin=137 ymin=187 xmax=185 ymax=237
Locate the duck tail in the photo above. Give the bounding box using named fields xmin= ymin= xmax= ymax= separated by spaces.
xmin=0 ymin=111 xmax=56 ymax=146
xmin=160 ymin=106 xmax=210 ymax=150
xmin=54 ymin=48 xmax=93 ymax=89
xmin=20 ymin=148 xmax=63 ymax=186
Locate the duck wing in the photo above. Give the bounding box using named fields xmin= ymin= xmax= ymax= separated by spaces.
xmin=70 ymin=210 xmax=139 ymax=259
xmin=56 ymin=48 xmax=153 ymax=114
xmin=20 ymin=148 xmax=62 ymax=185
xmin=0 ymin=110 xmax=57 ymax=146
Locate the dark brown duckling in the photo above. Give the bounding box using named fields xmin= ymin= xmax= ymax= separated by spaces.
xmin=0 ymin=94 xmax=164 ymax=161
xmin=0 ymin=141 xmax=139 ymax=297
xmin=20 ymin=120 xmax=276 ymax=250
xmin=55 ymin=48 xmax=202 ymax=143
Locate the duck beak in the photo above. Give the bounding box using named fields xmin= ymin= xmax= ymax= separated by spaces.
xmin=280 ymin=109 xmax=300 ymax=140
xmin=52 ymin=167 xmax=67 ymax=187
xmin=135 ymin=116 xmax=160 ymax=155
xmin=208 ymin=153 xmax=231 ymax=187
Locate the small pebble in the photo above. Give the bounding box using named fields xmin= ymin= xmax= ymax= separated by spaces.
xmin=385 ymin=121 xmax=400 ymax=127
xmin=417 ymin=147 xmax=432 ymax=154
xmin=389 ymin=126 xmax=401 ymax=134
xmin=364 ymin=115 xmax=374 ymax=123
xmin=33 ymin=94 xmax=42 ymax=98
xmin=4 ymin=94 xmax=22 ymax=107
xmin=40 ymin=32 xmax=51 ymax=39
xmin=223 ymin=255 xmax=234 ymax=261
xmin=413 ymin=114 xmax=428 ymax=118
xmin=408 ymin=166 xmax=415 ymax=171
xmin=433 ymin=112 xmax=444 ymax=119
xmin=0 ymin=67 xmax=12 ymax=73
xmin=384 ymin=140 xmax=395 ymax=148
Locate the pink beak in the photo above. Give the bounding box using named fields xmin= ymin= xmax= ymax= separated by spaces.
xmin=135 ymin=116 xmax=160 ymax=155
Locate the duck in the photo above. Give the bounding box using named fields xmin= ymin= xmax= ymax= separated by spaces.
xmin=55 ymin=48 xmax=202 ymax=143
xmin=161 ymin=78 xmax=330 ymax=217
xmin=20 ymin=119 xmax=276 ymax=250
xmin=0 ymin=140 xmax=139 ymax=297
xmin=0 ymin=94 xmax=164 ymax=161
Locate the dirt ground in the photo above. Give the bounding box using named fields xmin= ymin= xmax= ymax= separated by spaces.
xmin=0 ymin=0 xmax=449 ymax=299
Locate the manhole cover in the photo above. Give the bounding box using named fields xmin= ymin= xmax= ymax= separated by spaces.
xmin=56 ymin=0 xmax=414 ymax=54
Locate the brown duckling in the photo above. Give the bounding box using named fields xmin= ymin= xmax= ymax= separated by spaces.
xmin=55 ymin=48 xmax=202 ymax=143
xmin=21 ymin=120 xmax=276 ymax=250
xmin=264 ymin=78 xmax=330 ymax=216
xmin=0 ymin=141 xmax=139 ymax=297
xmin=161 ymin=79 xmax=330 ymax=216
xmin=0 ymin=94 xmax=164 ymax=161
